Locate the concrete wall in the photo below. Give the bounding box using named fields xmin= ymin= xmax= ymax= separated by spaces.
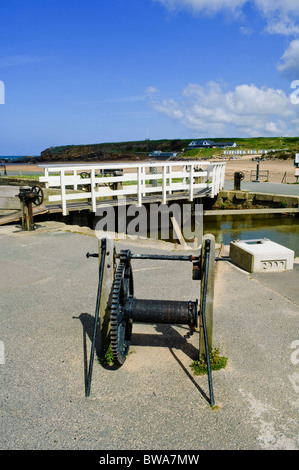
xmin=0 ymin=186 xmax=21 ymax=210
xmin=0 ymin=177 xmax=44 ymax=187
xmin=213 ymin=190 xmax=299 ymax=210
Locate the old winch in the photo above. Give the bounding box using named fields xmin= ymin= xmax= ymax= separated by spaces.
xmin=85 ymin=235 xmax=217 ymax=406
xmin=17 ymin=185 xmax=44 ymax=231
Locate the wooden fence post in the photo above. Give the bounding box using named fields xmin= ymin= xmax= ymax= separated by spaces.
xmin=189 ymin=164 xmax=194 ymax=202
xmin=137 ymin=167 xmax=142 ymax=207
xmin=60 ymin=170 xmax=67 ymax=216
xmin=91 ymin=168 xmax=96 ymax=213
xmin=162 ymin=165 xmax=167 ymax=204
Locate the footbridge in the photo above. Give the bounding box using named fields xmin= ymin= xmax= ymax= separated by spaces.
xmin=38 ymin=160 xmax=226 ymax=216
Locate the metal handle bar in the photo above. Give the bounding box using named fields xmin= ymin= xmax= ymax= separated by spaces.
xmin=85 ymin=238 xmax=106 ymax=397
xmin=87 ymin=252 xmax=199 ymax=262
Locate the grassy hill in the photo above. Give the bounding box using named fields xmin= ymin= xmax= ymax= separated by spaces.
xmin=39 ymin=137 xmax=299 ymax=162
xmin=39 ymin=139 xmax=186 ymax=162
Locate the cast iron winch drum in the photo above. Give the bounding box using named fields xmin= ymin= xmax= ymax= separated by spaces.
xmin=109 ymin=249 xmax=198 ymax=365
xmin=85 ymin=236 xmax=217 ymax=406
xmin=110 ymin=254 xmax=134 ymax=365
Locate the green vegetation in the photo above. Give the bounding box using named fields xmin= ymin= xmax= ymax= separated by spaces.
xmin=183 ymin=137 xmax=299 ymax=159
xmin=99 ymin=343 xmax=114 ymax=366
xmin=40 ymin=136 xmax=299 ymax=162
xmin=183 ymin=148 xmax=220 ymax=159
xmin=6 ymin=174 xmax=42 ymax=179
xmin=99 ymin=343 xmax=133 ymax=367
xmin=233 ymin=136 xmax=299 ymax=150
xmin=190 ymin=348 xmax=228 ymax=376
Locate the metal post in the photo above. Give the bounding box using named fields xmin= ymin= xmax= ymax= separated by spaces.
xmin=234 ymin=172 xmax=241 ymax=190
xmin=256 ymin=161 xmax=260 ymax=182
xmin=27 ymin=201 xmax=34 ymax=231
xmin=199 ymin=234 xmax=215 ymax=357
xmin=201 ymin=238 xmax=215 ymax=407
xmin=86 ymin=238 xmax=106 ymax=397
xmin=20 ymin=200 xmax=26 ymax=230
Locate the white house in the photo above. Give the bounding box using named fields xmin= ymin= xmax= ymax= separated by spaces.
xmin=188 ymin=139 xmax=237 ymax=148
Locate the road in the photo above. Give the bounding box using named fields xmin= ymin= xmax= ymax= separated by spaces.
xmin=224 ymin=180 xmax=299 ymax=196
xmin=0 ymin=222 xmax=298 ymax=450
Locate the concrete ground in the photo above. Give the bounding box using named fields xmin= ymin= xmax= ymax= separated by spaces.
xmin=224 ymin=180 xmax=299 ymax=196
xmin=0 ymin=221 xmax=298 ymax=450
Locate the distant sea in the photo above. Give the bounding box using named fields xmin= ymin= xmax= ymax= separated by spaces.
xmin=0 ymin=156 xmax=40 ymax=163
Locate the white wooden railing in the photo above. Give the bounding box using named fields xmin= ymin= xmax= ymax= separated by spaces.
xmin=38 ymin=161 xmax=226 ymax=216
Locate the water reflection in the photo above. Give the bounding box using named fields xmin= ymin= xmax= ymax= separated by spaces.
xmin=203 ymin=215 xmax=299 ymax=256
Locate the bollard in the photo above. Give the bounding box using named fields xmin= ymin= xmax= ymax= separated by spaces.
xmin=234 ymin=171 xmax=245 ymax=190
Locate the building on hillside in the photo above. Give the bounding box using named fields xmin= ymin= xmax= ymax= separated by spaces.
xmin=149 ymin=150 xmax=178 ymax=157
xmin=188 ymin=140 xmax=237 ymax=148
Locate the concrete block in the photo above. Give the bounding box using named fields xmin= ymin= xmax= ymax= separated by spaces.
xmin=272 ymin=195 xmax=299 ymax=205
xmin=219 ymin=190 xmax=230 ymax=198
xmin=0 ymin=196 xmax=21 ymax=210
xmin=234 ymin=191 xmax=248 ymax=200
xmin=230 ymin=238 xmax=294 ymax=273
xmin=254 ymin=193 xmax=273 ymax=202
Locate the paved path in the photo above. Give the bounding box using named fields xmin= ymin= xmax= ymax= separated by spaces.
xmin=224 ymin=180 xmax=299 ymax=196
xmin=0 ymin=222 xmax=298 ymax=450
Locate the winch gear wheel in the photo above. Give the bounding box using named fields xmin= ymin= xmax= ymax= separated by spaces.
xmin=31 ymin=185 xmax=44 ymax=206
xmin=110 ymin=259 xmax=134 ymax=365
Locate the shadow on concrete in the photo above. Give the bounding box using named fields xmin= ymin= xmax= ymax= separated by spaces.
xmin=131 ymin=324 xmax=198 ymax=360
xmin=131 ymin=324 xmax=210 ymax=404
xmin=73 ymin=313 xmax=103 ymax=394
xmin=73 ymin=314 xmax=210 ymax=404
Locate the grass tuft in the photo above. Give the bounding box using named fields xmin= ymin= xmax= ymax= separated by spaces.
xmin=190 ymin=348 xmax=228 ymax=376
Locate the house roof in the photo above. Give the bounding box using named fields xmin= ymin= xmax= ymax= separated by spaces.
xmin=190 ymin=140 xmax=215 ymax=145
xmin=188 ymin=139 xmax=235 ymax=147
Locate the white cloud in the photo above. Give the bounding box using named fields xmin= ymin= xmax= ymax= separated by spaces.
xmin=150 ymin=81 xmax=299 ymax=137
xmin=255 ymin=1 xmax=299 ymax=19
xmin=78 ymin=94 xmax=149 ymax=105
xmin=240 ymin=26 xmax=254 ymax=35
xmin=146 ymin=86 xmax=160 ymax=94
xmin=154 ymin=0 xmax=299 ymax=35
xmin=255 ymin=0 xmax=299 ymax=35
xmin=153 ymin=0 xmax=246 ymax=16
xmin=0 ymin=55 xmax=45 ymax=67
xmin=277 ymin=39 xmax=299 ymax=79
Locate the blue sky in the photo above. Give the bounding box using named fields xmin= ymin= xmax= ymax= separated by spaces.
xmin=1 ymin=0 xmax=299 ymax=155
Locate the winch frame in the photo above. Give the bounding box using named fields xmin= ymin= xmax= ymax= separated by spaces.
xmin=85 ymin=235 xmax=216 ymax=406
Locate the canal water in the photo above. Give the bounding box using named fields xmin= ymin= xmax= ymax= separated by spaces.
xmin=55 ymin=208 xmax=299 ymax=257
xmin=203 ymin=214 xmax=299 ymax=256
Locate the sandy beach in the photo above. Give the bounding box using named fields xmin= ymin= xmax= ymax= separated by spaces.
xmin=221 ymin=155 xmax=297 ymax=184
xmin=3 ymin=156 xmax=298 ymax=184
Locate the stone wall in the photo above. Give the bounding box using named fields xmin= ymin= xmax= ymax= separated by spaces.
xmin=0 ymin=177 xmax=44 ymax=187
xmin=213 ymin=190 xmax=299 ymax=210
